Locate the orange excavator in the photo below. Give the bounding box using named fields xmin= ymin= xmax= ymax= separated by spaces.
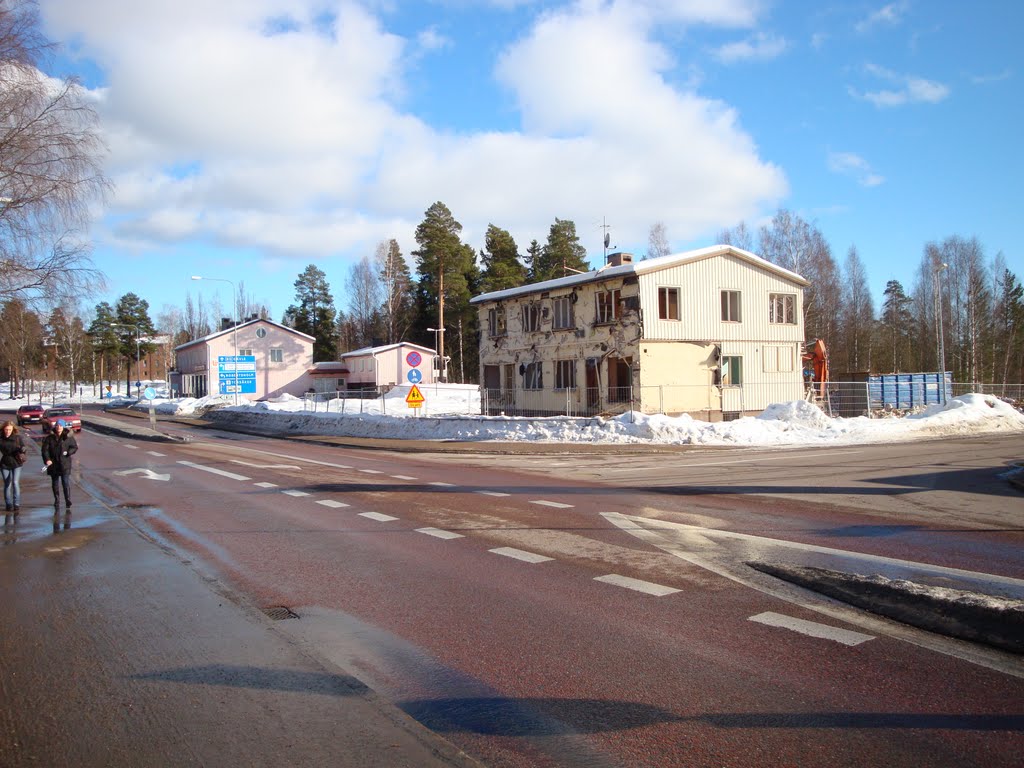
xmin=802 ymin=338 xmax=829 ymax=399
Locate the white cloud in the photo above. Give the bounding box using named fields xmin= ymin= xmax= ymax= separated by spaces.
xmin=827 ymin=152 xmax=884 ymax=188
xmin=417 ymin=26 xmax=451 ymax=52
xmin=855 ymin=1 xmax=910 ymax=33
xmin=714 ymin=31 xmax=786 ymax=63
xmin=851 ymin=63 xmax=950 ymax=107
xmin=40 ymin=0 xmax=785 ymax=270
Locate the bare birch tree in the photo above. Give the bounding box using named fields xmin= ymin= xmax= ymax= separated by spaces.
xmin=0 ymin=0 xmax=109 ymax=304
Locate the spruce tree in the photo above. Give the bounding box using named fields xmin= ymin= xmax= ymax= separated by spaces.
xmin=480 ymin=224 xmax=526 ymax=293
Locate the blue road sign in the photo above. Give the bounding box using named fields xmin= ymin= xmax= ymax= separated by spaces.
xmin=218 ymin=355 xmax=257 ymax=395
xmin=407 ymin=368 xmax=422 ymax=384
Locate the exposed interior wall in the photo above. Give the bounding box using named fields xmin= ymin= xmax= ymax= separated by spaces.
xmin=638 ymin=342 xmax=722 ymax=415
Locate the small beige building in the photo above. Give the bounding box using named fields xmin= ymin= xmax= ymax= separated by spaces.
xmin=470 ymin=245 xmax=809 ymax=419
xmin=172 ymin=318 xmax=315 ymax=400
xmin=339 ymin=342 xmax=438 ymax=391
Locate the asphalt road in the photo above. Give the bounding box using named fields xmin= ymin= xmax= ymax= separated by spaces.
xmin=1 ymin=409 xmax=1021 ymax=767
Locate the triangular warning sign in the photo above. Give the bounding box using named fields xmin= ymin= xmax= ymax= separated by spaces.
xmin=406 ymin=384 xmax=425 ymax=406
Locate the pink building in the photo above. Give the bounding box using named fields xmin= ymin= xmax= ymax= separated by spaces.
xmin=172 ymin=318 xmax=315 ymax=400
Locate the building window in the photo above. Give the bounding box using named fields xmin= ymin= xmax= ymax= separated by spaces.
xmin=487 ymin=306 xmax=506 ymax=337
xmin=720 ymin=356 xmax=742 ymax=386
xmin=552 ymin=296 xmax=574 ymax=330
xmin=270 ymin=348 xmax=283 ymax=363
xmin=555 ymin=359 xmax=576 ymax=390
xmin=769 ymin=293 xmax=797 ymax=324
xmin=721 ymin=290 xmax=741 ymax=322
xmin=523 ymin=362 xmax=543 ymax=390
xmin=502 ymin=363 xmax=515 ymax=391
xmin=523 ymin=302 xmax=541 ymax=332
xmin=596 ymin=289 xmax=620 ymax=323
xmin=239 ymin=348 xmax=253 ymax=357
xmin=658 ymin=287 xmax=680 ymax=320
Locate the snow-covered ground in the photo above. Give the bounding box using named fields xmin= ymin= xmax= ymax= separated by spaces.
xmin=3 ymin=381 xmax=1022 ymax=447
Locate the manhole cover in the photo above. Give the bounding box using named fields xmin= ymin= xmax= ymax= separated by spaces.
xmin=261 ymin=606 xmax=299 ymax=621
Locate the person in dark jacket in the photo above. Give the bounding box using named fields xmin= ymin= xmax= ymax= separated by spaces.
xmin=0 ymin=420 xmax=30 ymax=513
xmin=42 ymin=419 xmax=78 ymax=508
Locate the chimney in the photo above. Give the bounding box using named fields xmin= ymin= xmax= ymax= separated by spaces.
xmin=606 ymin=252 xmax=633 ymax=267
xmin=221 ymin=317 xmax=232 ymax=331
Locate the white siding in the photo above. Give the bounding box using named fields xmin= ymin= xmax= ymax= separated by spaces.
xmin=639 ymin=252 xmax=804 ymax=343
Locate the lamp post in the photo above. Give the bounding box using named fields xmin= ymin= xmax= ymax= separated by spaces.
xmin=427 ymin=327 xmax=445 ymax=383
xmin=933 ymin=262 xmax=948 ymax=403
xmin=191 ymin=275 xmax=239 ymax=404
xmin=112 ymin=323 xmax=141 ymax=398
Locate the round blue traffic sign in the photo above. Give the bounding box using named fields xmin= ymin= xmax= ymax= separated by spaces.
xmin=407 ymin=369 xmax=423 ymax=384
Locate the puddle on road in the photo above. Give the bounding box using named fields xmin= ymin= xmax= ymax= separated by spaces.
xmin=2 ymin=505 xmax=115 ymax=550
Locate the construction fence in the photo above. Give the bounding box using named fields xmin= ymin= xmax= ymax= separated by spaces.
xmin=301 ymin=381 xmax=1023 ymax=420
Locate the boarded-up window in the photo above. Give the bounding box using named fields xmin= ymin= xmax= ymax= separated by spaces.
xmin=762 ymin=345 xmax=794 ymax=373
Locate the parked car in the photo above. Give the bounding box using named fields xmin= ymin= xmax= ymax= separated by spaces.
xmin=16 ymin=404 xmax=45 ymax=426
xmin=40 ymin=406 xmax=83 ymax=433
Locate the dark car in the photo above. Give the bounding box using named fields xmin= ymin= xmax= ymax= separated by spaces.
xmin=40 ymin=406 xmax=83 ymax=433
xmin=16 ymin=403 xmax=45 ymax=426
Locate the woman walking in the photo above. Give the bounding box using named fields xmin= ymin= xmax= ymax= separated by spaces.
xmin=0 ymin=420 xmax=29 ymax=513
xmin=42 ymin=419 xmax=78 ymax=509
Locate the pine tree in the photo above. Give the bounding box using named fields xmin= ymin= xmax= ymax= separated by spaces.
xmin=283 ymin=265 xmax=338 ymax=362
xmin=114 ymin=293 xmax=157 ymax=392
xmin=480 ymin=224 xmax=526 ymax=292
xmin=412 ymin=202 xmax=476 ymax=378
xmin=880 ymin=280 xmax=913 ymax=372
xmin=531 ymin=218 xmax=588 ymax=282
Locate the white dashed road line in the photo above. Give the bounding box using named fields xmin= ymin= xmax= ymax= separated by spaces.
xmin=282 ymin=490 xmax=310 ymax=497
xmin=360 ymin=512 xmax=398 ymax=522
xmin=316 ymin=499 xmax=349 ymax=509
xmin=177 ymin=461 xmax=250 ymax=481
xmin=530 ymin=500 xmax=574 ymax=509
xmin=146 ymin=451 xmax=165 ymax=457
xmin=749 ymin=612 xmax=875 ymax=646
xmin=358 ymin=469 xmax=383 ymax=475
xmin=429 ymin=482 xmax=456 ymax=487
xmin=254 ymin=482 xmax=277 ymax=488
xmin=416 ymin=528 xmax=464 ymax=540
xmin=475 ymin=490 xmax=510 ymax=497
xmin=489 ymin=547 xmax=553 ymax=564
xmin=391 ymin=475 xmax=417 ymax=480
xmin=594 ymin=574 xmax=680 ymax=596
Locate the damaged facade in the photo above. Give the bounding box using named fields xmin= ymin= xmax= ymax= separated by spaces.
xmin=470 ymin=245 xmax=809 ymax=420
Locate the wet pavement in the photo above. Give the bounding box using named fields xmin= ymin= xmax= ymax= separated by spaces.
xmin=0 ymin=469 xmax=480 ymax=767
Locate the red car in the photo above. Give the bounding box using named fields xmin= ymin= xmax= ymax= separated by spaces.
xmin=40 ymin=406 xmax=83 ymax=433
xmin=16 ymin=403 xmax=45 ymax=426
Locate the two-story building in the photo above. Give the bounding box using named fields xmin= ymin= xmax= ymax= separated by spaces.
xmin=339 ymin=342 xmax=438 ymax=392
xmin=470 ymin=245 xmax=809 ymax=420
xmin=172 ymin=317 xmax=315 ymax=400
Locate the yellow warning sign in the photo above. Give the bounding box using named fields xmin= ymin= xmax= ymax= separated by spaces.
xmin=405 ymin=383 xmax=425 ymax=408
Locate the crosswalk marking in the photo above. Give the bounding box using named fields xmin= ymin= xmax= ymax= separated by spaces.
xmin=749 ymin=612 xmax=875 ymax=646
xmin=489 ymin=547 xmax=553 ymax=564
xmin=594 ymin=574 xmax=680 ymax=596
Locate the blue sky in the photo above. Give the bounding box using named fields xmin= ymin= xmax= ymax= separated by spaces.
xmin=40 ymin=0 xmax=1022 ymax=325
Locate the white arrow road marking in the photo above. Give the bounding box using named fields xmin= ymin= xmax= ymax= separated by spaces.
xmin=177 ymin=461 xmax=250 ymax=481
xmin=489 ymin=547 xmax=553 ymax=563
xmin=594 ymin=574 xmax=680 ymax=596
xmin=749 ymin=612 xmax=875 ymax=646
xmin=230 ymin=460 xmax=301 ymax=470
xmin=114 ymin=468 xmax=171 ymax=482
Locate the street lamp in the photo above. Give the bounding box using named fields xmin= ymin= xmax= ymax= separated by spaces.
xmin=933 ymin=262 xmax=948 ymax=403
xmin=191 ymin=275 xmax=239 ymax=404
xmin=112 ymin=322 xmax=141 ymax=398
xmin=427 ymin=327 xmax=445 ymax=383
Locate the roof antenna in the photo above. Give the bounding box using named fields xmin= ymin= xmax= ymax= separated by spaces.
xmin=601 ymin=216 xmax=616 ymax=264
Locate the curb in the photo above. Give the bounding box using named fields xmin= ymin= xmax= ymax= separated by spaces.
xmin=748 ymin=562 xmax=1024 ymax=654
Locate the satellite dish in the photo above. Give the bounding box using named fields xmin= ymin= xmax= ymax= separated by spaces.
xmin=604 ymin=233 xmax=610 ymax=248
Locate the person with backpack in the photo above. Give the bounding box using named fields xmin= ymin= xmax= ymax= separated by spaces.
xmin=42 ymin=419 xmax=78 ymax=509
xmin=0 ymin=420 xmax=30 ymax=514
